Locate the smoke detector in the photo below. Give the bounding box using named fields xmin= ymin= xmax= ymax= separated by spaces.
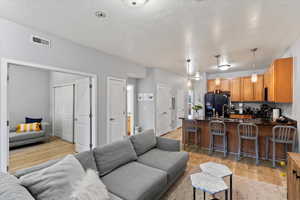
xmin=95 ymin=11 xmax=107 ymax=18
xmin=124 ymin=0 xmax=149 ymax=7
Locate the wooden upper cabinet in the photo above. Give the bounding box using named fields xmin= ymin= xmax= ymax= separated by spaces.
xmin=264 ymin=57 xmax=293 ymax=103
xmin=207 ymin=79 xmax=217 ymax=92
xmin=274 ymin=58 xmax=293 ymax=103
xmin=264 ymin=64 xmax=275 ymax=102
xmin=241 ymin=76 xmax=254 ymax=101
xmin=253 ymin=75 xmax=264 ymax=101
xmin=220 ymin=79 xmax=231 ymax=92
xmin=230 ymin=78 xmax=241 ymax=102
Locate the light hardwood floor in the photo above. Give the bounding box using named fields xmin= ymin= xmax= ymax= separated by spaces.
xmin=9 ymin=129 xmax=286 ymax=187
xmin=163 ymin=128 xmax=287 ymax=186
xmin=9 ymin=137 xmax=75 ymax=174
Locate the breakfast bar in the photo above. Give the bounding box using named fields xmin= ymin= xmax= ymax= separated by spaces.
xmin=181 ymin=116 xmax=297 ymax=161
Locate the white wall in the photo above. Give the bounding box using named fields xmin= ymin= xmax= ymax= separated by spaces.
xmin=50 ymin=71 xmax=85 ymax=86
xmin=0 ymin=18 xmax=146 ymax=146
xmin=8 ymin=64 xmax=50 ymax=128
xmin=137 ymin=68 xmax=187 ymax=131
xmin=281 ymin=38 xmax=300 ymax=148
xmin=192 ymin=72 xmax=207 ymax=117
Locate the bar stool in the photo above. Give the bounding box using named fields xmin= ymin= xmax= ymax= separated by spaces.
xmin=209 ymin=121 xmax=227 ymax=157
xmin=266 ymin=125 xmax=297 ymax=168
xmin=185 ymin=125 xmax=201 ymax=146
xmin=237 ymin=123 xmax=259 ymax=165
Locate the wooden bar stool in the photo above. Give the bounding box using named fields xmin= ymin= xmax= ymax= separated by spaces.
xmin=237 ymin=123 xmax=259 ymax=165
xmin=266 ymin=125 xmax=297 ymax=168
xmin=185 ymin=126 xmax=201 ymax=146
xmin=209 ymin=121 xmax=227 ymax=157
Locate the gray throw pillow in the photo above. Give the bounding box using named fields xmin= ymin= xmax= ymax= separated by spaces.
xmin=130 ymin=129 xmax=157 ymax=156
xmin=93 ymin=139 xmax=138 ymax=176
xmin=20 ymin=154 xmax=85 ymax=200
xmin=0 ymin=172 xmax=34 ymax=200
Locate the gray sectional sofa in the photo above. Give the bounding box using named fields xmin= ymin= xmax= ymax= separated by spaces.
xmin=0 ymin=129 xmax=189 ymax=200
xmin=9 ymin=122 xmax=50 ymax=148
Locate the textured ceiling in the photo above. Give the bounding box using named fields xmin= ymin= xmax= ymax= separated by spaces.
xmin=1 ymin=0 xmax=300 ymax=74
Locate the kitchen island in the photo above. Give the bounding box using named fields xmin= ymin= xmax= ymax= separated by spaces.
xmin=181 ymin=116 xmax=297 ymax=160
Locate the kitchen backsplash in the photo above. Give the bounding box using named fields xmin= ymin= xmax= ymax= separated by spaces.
xmin=231 ymin=102 xmax=293 ymax=118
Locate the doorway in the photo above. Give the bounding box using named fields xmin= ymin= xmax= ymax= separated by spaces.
xmin=156 ymin=84 xmax=172 ymax=136
xmin=176 ymin=89 xmax=185 ymax=128
xmin=54 ymin=85 xmax=75 ymax=143
xmin=107 ymin=77 xmax=126 ymax=144
xmin=127 ymin=84 xmax=135 ymax=136
xmin=0 ymin=58 xmax=97 ymax=173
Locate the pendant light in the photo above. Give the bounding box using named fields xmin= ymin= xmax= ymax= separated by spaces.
xmin=251 ymin=48 xmax=258 ymax=83
xmin=215 ymin=55 xmax=231 ymax=71
xmin=214 ymin=55 xmax=221 ymax=86
xmin=186 ymin=59 xmax=192 ymax=88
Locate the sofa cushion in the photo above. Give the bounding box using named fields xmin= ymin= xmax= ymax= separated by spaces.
xmin=15 ymin=151 xmax=97 ymax=178
xmin=75 ymin=150 xmax=98 ymax=171
xmin=138 ymin=148 xmax=189 ymax=182
xmin=20 ymin=155 xmax=85 ymax=200
xmin=93 ymin=139 xmax=138 ymax=176
xmin=9 ymin=130 xmax=45 ymax=142
xmin=0 ymin=172 xmax=34 ymax=200
xmin=130 ymin=129 xmax=157 ymax=156
xmin=15 ymin=159 xmax=59 ymax=178
xmin=102 ymin=162 xmax=167 ymax=200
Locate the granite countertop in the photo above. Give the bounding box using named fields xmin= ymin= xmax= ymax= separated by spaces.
xmin=180 ymin=115 xmax=297 ymax=126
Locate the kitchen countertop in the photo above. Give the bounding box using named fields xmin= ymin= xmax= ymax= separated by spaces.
xmin=180 ymin=116 xmax=297 ymax=126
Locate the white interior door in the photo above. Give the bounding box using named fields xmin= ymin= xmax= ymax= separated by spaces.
xmin=107 ymin=77 xmax=126 ymax=143
xmin=176 ymin=89 xmax=185 ymax=128
xmin=156 ymin=84 xmax=172 ymax=136
xmin=75 ymin=78 xmax=91 ymax=152
xmin=54 ymin=85 xmax=74 ymax=143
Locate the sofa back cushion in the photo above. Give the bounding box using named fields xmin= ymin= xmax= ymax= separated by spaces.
xmin=0 ymin=172 xmax=35 ymax=200
xmin=130 ymin=129 xmax=157 ymax=156
xmin=15 ymin=151 xmax=97 ymax=178
xmin=19 ymin=155 xmax=85 ymax=200
xmin=93 ymin=139 xmax=138 ymax=176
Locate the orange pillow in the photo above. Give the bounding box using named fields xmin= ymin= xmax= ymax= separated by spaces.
xmin=16 ymin=122 xmax=41 ymax=133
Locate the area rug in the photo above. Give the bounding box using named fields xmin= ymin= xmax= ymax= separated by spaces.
xmin=163 ymin=169 xmax=286 ymax=200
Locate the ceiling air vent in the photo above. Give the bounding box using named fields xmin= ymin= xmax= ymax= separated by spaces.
xmin=31 ymin=35 xmax=51 ymax=47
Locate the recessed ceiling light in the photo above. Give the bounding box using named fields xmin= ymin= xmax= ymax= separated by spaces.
xmin=124 ymin=0 xmax=149 ymax=7
xmin=95 ymin=11 xmax=106 ymax=18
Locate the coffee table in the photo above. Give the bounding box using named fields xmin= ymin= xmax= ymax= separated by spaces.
xmin=200 ymin=162 xmax=233 ymax=200
xmin=190 ymin=172 xmax=228 ymax=200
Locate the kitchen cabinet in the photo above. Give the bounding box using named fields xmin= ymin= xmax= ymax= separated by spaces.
xmin=241 ymin=76 xmax=254 ymax=101
xmin=220 ymin=79 xmax=231 ymax=92
xmin=207 ymin=79 xmax=217 ymax=92
xmin=207 ymin=79 xmax=230 ymax=92
xmin=253 ymin=75 xmax=264 ymax=101
xmin=264 ymin=57 xmax=293 ymax=103
xmin=230 ymin=78 xmax=241 ymax=102
xmin=287 ymin=153 xmax=300 ymax=200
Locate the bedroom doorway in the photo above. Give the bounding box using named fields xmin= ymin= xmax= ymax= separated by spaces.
xmin=0 ymin=58 xmax=97 ymax=173
xmin=127 ymin=84 xmax=134 ymax=136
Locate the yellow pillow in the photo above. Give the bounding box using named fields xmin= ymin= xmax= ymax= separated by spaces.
xmin=16 ymin=122 xmax=41 ymax=133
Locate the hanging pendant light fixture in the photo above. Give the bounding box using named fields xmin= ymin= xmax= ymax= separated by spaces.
xmin=186 ymin=59 xmax=192 ymax=88
xmin=251 ymin=48 xmax=258 ymax=83
xmin=215 ymin=54 xmax=231 ymax=71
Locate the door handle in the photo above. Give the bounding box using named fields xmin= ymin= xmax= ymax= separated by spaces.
xmin=162 ymin=112 xmax=167 ymax=115
xmin=74 ymin=118 xmax=78 ymax=121
xmin=110 ymin=118 xmax=115 ymax=121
